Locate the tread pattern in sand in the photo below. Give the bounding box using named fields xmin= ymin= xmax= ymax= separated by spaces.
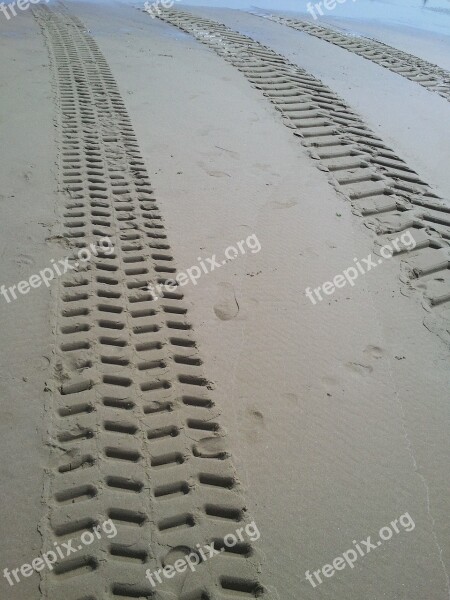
xmin=155 ymin=9 xmax=450 ymax=346
xmin=34 ymin=6 xmax=267 ymax=599
xmin=253 ymin=13 xmax=450 ymax=102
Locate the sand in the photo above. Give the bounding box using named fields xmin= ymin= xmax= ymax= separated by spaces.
xmin=0 ymin=2 xmax=449 ymax=600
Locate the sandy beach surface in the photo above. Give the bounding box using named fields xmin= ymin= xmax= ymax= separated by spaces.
xmin=0 ymin=1 xmax=449 ymax=599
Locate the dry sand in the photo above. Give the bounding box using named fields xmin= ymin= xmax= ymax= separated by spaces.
xmin=0 ymin=2 xmax=449 ymax=600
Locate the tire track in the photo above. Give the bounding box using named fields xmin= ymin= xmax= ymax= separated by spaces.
xmin=252 ymin=12 xmax=450 ymax=102
xmin=153 ymin=8 xmax=450 ymax=347
xmin=34 ymin=5 xmax=268 ymax=599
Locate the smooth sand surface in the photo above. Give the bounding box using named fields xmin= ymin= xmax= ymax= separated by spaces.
xmin=0 ymin=12 xmax=60 ymax=599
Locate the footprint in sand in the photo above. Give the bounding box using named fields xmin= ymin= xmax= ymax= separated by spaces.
xmin=268 ymin=199 xmax=298 ymax=210
xmin=248 ymin=408 xmax=264 ymax=424
xmin=363 ymin=345 xmax=384 ymax=360
xmin=239 ymin=406 xmax=266 ymax=443
xmin=213 ymin=282 xmax=239 ymax=321
xmin=15 ymin=253 xmax=35 ymax=268
xmin=206 ymin=170 xmax=231 ymax=178
xmin=197 ymin=160 xmax=231 ymax=178
xmin=339 ymin=345 xmax=386 ymax=379
xmin=345 ymin=362 xmax=374 ymax=376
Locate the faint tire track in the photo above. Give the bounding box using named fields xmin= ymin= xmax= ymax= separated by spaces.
xmin=252 ymin=12 xmax=450 ymax=102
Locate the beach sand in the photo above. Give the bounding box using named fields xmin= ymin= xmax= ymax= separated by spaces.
xmin=0 ymin=2 xmax=449 ymax=599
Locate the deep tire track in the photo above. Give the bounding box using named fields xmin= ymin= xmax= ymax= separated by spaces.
xmin=34 ymin=6 xmax=268 ymax=599
xmin=252 ymin=12 xmax=450 ymax=102
xmin=154 ymin=8 xmax=450 ymax=347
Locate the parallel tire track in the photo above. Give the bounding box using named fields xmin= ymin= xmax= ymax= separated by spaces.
xmin=34 ymin=6 xmax=267 ymax=599
xmin=252 ymin=12 xmax=450 ymax=102
xmin=154 ymin=8 xmax=450 ymax=346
